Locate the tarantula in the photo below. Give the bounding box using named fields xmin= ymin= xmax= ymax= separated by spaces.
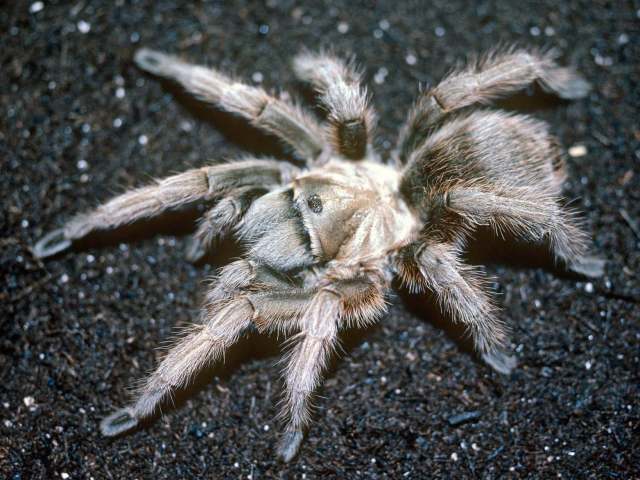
xmin=33 ymin=46 xmax=604 ymax=461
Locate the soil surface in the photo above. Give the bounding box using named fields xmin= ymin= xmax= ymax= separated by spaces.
xmin=2 ymin=1 xmax=639 ymax=478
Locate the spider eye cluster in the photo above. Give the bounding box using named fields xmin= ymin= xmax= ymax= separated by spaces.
xmin=306 ymin=194 xmax=323 ymax=214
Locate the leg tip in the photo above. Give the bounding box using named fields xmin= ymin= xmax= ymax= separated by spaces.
xmin=185 ymin=236 xmax=207 ymax=264
xmin=100 ymin=407 xmax=138 ymax=437
xmin=32 ymin=228 xmax=72 ymax=259
xmin=482 ymin=349 xmax=517 ymax=375
xmin=543 ymin=68 xmax=592 ymax=100
xmin=277 ymin=431 xmax=304 ymax=462
xmin=569 ymin=255 xmax=606 ymax=278
xmin=134 ymin=48 xmax=171 ymax=76
xmin=558 ymin=75 xmax=592 ymax=100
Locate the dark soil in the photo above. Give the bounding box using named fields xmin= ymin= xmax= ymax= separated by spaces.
xmin=2 ymin=1 xmax=639 ymax=478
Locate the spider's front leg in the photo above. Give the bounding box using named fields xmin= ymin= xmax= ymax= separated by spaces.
xmin=134 ymin=48 xmax=326 ymax=162
xmin=397 ymin=239 xmax=516 ymax=375
xmin=33 ymin=159 xmax=296 ymax=259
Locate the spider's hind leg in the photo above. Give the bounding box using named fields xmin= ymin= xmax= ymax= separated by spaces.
xmin=134 ymin=48 xmax=326 ymax=162
xmin=395 ymin=48 xmax=591 ymax=164
xmin=447 ymin=189 xmax=605 ymax=278
xmin=397 ymin=240 xmax=516 ymax=375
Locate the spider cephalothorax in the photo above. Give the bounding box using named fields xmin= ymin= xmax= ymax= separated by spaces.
xmin=33 ymin=46 xmax=604 ymax=461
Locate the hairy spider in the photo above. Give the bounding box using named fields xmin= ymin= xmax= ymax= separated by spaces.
xmin=34 ymin=46 xmax=604 ymax=461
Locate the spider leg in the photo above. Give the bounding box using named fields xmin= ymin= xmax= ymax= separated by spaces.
xmin=293 ymin=51 xmax=376 ymax=161
xmin=33 ymin=159 xmax=296 ymax=258
xmin=273 ymin=272 xmax=387 ymax=461
xmin=277 ymin=290 xmax=340 ymax=462
xmin=185 ymin=186 xmax=267 ymax=263
xmin=101 ymin=260 xmax=387 ymax=444
xmin=251 ymin=272 xmax=388 ymax=336
xmin=448 ymin=188 xmax=605 ymax=278
xmin=100 ymin=259 xmax=287 ymax=436
xmin=397 ymin=241 xmax=515 ymax=374
xmin=100 ymin=296 xmax=254 ymax=436
xmin=134 ymin=48 xmax=326 ymax=162
xmin=395 ymin=48 xmax=591 ymax=163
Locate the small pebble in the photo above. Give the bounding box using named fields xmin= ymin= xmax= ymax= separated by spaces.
xmin=113 ymin=118 xmax=123 ymax=128
xmin=448 ymin=410 xmax=481 ymax=426
xmin=252 ymin=72 xmax=264 ymax=83
xmin=374 ymin=67 xmax=388 ymax=84
xmin=594 ymin=54 xmax=613 ymax=67
xmin=23 ymin=396 xmax=35 ymax=407
xmin=568 ymin=144 xmax=587 ymax=157
xmin=115 ymin=87 xmax=125 ymax=98
xmin=530 ymin=26 xmax=541 ymax=36
xmin=405 ymin=53 xmax=417 ymax=65
xmin=77 ymin=159 xmax=88 ymax=170
xmin=77 ymin=20 xmax=91 ymax=34
xmin=138 ymin=134 xmax=148 ymax=145
xmin=435 ymin=26 xmax=445 ymax=37
xmin=30 ymin=1 xmax=44 ymax=13
xmin=451 ymin=452 xmax=459 ymax=461
xmin=337 ymin=21 xmax=349 ymax=34
xmin=585 ymin=360 xmax=593 ymax=370
xmin=584 ymin=282 xmax=594 ymax=293
xmin=61 ymin=473 xmax=70 ymax=479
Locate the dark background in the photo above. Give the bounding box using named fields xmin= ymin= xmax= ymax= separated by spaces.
xmin=2 ymin=1 xmax=639 ymax=478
